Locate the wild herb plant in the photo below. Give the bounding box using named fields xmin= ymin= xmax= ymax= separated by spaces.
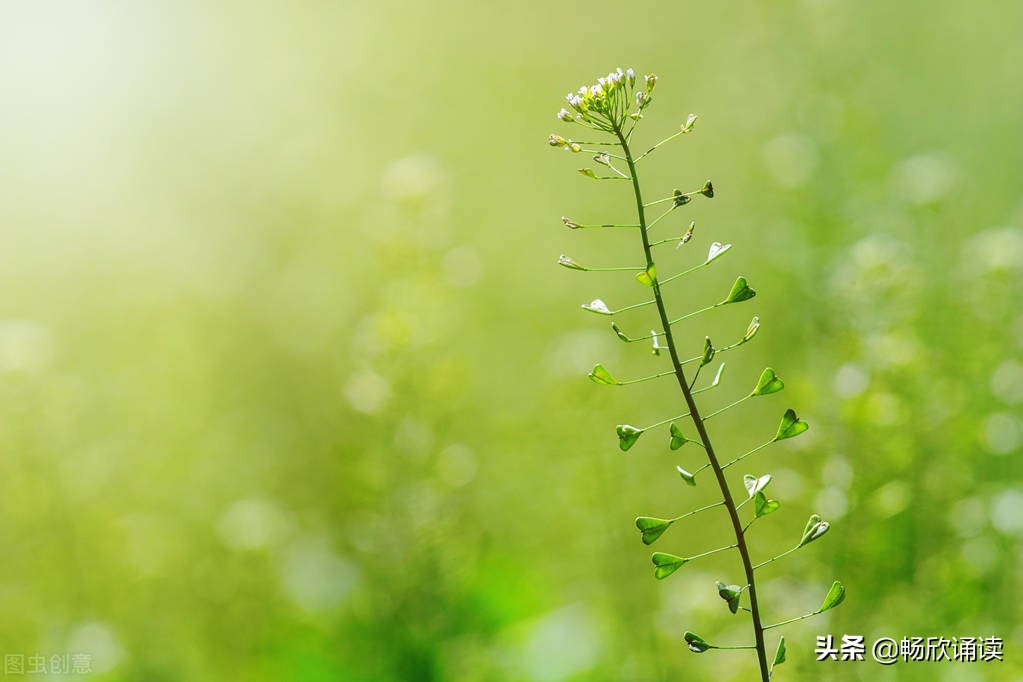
xmin=548 ymin=68 xmax=845 ymax=681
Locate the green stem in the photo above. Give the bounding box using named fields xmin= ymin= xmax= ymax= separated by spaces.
xmin=614 ymin=123 xmax=771 ymax=682
xmin=670 ymin=501 xmax=724 ymax=523
xmin=563 ymin=220 xmax=640 ymax=229
xmin=582 ymin=149 xmax=627 ymax=159
xmin=667 ymin=304 xmax=718 ymax=326
xmin=609 ymin=299 xmax=656 ymax=314
xmin=763 ymin=611 xmax=821 ymax=631
xmin=636 ymin=129 xmax=688 ymax=161
xmin=581 ymin=266 xmax=646 ymax=272
xmin=753 ymin=545 xmax=800 ymax=571
xmin=643 ymin=412 xmax=691 ymax=430
xmin=659 ymin=259 xmax=712 ymax=284
xmin=721 ymin=439 xmax=774 ymax=469
xmin=703 ymin=394 xmax=753 ymax=420
xmin=687 ymin=543 xmax=738 ymax=561
xmin=616 ymin=369 xmax=676 ymax=386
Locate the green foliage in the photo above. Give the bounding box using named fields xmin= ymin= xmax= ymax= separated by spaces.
xmin=684 ymin=631 xmax=712 ymax=653
xmin=652 ymin=552 xmax=688 ymax=579
xmin=588 ymin=363 xmax=619 ymax=385
xmin=550 ymin=68 xmax=846 ymax=682
xmin=799 ymin=514 xmax=831 ymax=547
xmin=819 ymin=581 xmax=847 ymax=612
xmin=754 ymin=492 xmax=781 ymax=518
xmin=723 ymin=276 xmax=757 ymax=304
xmin=636 ymin=264 xmax=657 ymax=286
xmin=616 ymin=424 xmax=644 ymax=451
xmin=676 ymin=466 xmax=697 ymax=486
xmin=701 ymin=337 xmax=716 ymax=367
xmin=669 ymin=423 xmax=689 ymax=450
xmin=0 ymin=4 xmax=1018 ymax=682
xmin=752 ymin=368 xmax=785 ymax=396
xmin=636 ymin=517 xmax=673 ymax=545
xmin=773 ymin=636 xmax=787 ymax=667
xmin=716 ymin=581 xmax=743 ymax=614
xmin=775 ymin=409 xmax=809 ymax=441
xmin=744 ymin=474 xmax=772 ymax=497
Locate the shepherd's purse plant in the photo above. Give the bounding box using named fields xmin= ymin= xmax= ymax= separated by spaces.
xmin=548 ymin=68 xmax=845 ymax=681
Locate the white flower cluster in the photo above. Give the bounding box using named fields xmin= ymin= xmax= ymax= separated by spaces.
xmin=554 ymin=67 xmax=657 ymax=132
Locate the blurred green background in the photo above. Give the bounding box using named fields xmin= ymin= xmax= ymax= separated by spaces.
xmin=1 ymin=1 xmax=1021 ymax=680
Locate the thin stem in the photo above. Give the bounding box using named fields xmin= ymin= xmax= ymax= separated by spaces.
xmin=642 ymin=188 xmax=704 ymax=208
xmin=753 ymin=545 xmax=800 ymax=571
xmin=721 ymin=439 xmax=774 ymax=470
xmin=645 ymin=205 xmax=676 ymax=231
xmin=616 ymin=369 xmax=676 ymax=386
xmin=580 ymin=265 xmax=646 ymax=272
xmin=659 ymin=259 xmax=711 ymax=285
xmin=643 ymin=412 xmax=691 ymax=430
xmin=691 ymin=463 xmax=711 ymax=477
xmin=614 ymin=123 xmax=771 ymax=682
xmin=687 ymin=363 xmax=704 ymax=391
xmin=608 ymin=299 xmax=656 ymax=315
xmin=607 ymin=164 xmax=631 ymax=179
xmin=703 ymin=394 xmax=753 ymax=420
xmin=582 ymin=149 xmax=627 ymax=159
xmin=667 ymin=304 xmax=718 ymax=326
xmin=692 ymin=363 xmax=725 ymax=395
xmin=563 ymin=221 xmax=640 ymax=229
xmin=669 ymin=501 xmax=724 ymax=523
xmin=763 ymin=611 xmax=822 ymax=631
xmin=650 ymin=236 xmax=685 ymax=247
xmin=687 ymin=543 xmax=738 ymax=561
xmin=636 ymin=129 xmax=688 ymax=161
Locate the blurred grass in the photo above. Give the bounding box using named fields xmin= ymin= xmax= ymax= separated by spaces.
xmin=0 ymin=0 xmax=1021 ymax=680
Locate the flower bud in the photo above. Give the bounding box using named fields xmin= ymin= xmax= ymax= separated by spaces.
xmin=556 ymin=108 xmax=574 ymax=122
xmin=548 ymin=134 xmax=568 ymax=147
